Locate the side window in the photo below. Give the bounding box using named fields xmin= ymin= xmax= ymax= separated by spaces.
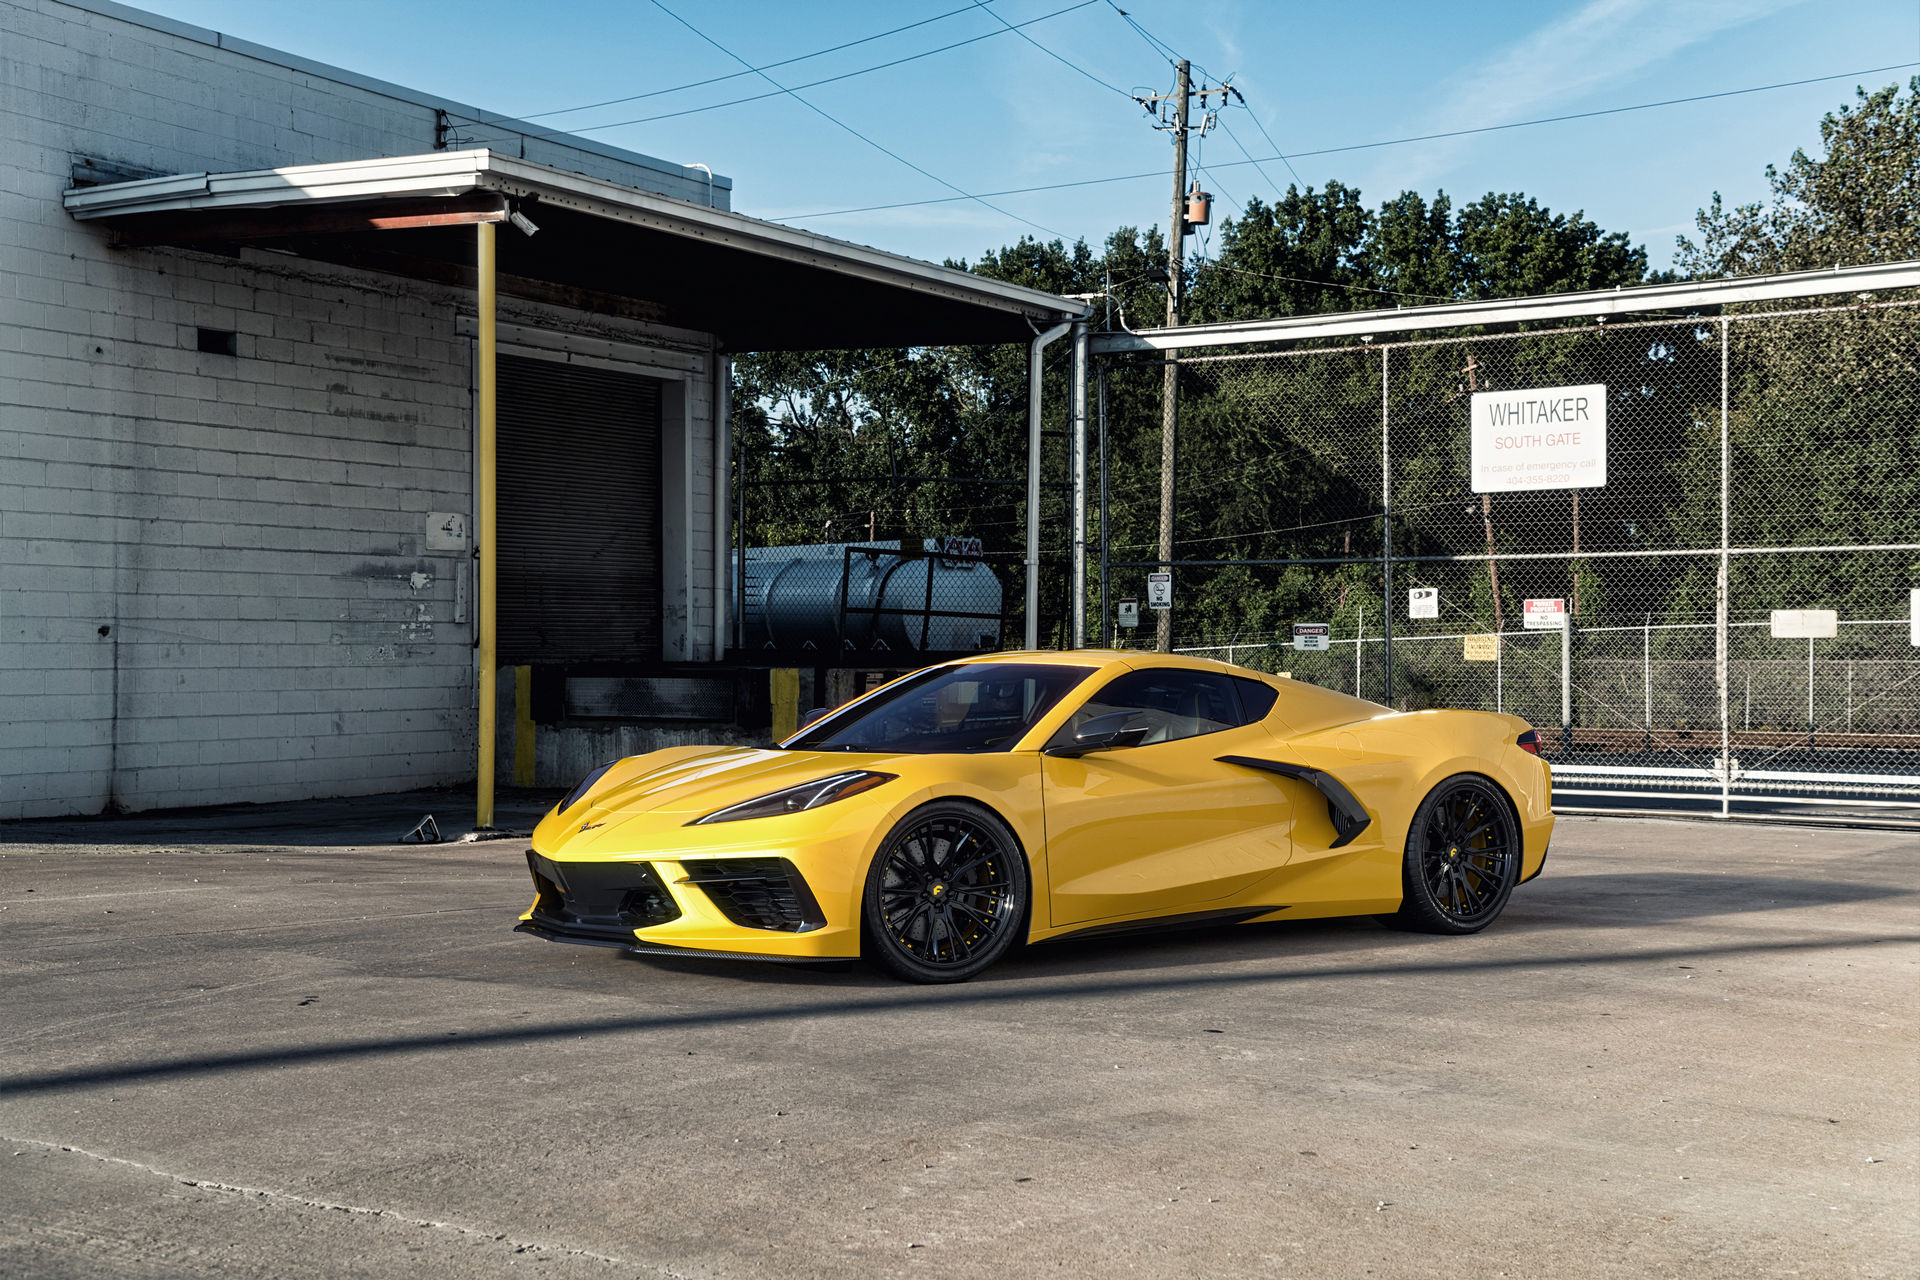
xmin=1233 ymin=677 xmax=1279 ymax=722
xmin=1056 ymin=669 xmax=1247 ymax=747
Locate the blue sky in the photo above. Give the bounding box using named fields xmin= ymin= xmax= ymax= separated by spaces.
xmin=128 ymin=0 xmax=1920 ymax=271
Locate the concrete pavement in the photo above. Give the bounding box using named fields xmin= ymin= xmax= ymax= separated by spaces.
xmin=1 ymin=798 xmax=1915 ymax=1278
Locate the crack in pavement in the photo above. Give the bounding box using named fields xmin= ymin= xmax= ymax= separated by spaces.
xmin=2 ymin=1134 xmax=690 ymax=1278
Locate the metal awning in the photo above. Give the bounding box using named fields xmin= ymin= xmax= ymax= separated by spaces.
xmin=63 ymin=149 xmax=1086 ymax=350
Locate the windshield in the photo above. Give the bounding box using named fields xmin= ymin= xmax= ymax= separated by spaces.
xmin=784 ymin=663 xmax=1096 ymax=754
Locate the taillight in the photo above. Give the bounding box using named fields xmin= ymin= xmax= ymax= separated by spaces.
xmin=1516 ymin=728 xmax=1541 ymax=756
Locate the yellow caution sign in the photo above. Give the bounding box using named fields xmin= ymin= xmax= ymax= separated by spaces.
xmin=1464 ymin=633 xmax=1501 ymax=662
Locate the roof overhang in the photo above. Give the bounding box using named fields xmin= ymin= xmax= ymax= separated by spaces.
xmin=64 ymin=149 xmax=1087 ymax=351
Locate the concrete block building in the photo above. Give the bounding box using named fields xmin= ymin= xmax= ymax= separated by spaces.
xmin=0 ymin=0 xmax=1083 ymax=820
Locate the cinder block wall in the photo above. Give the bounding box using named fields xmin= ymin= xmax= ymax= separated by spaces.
xmin=0 ymin=0 xmax=725 ymax=818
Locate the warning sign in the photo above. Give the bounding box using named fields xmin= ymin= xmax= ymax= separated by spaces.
xmin=1292 ymin=622 xmax=1331 ymax=652
xmin=1146 ymin=572 xmax=1172 ymax=610
xmin=1463 ymin=634 xmax=1500 ymax=662
xmin=1523 ymin=598 xmax=1567 ymax=630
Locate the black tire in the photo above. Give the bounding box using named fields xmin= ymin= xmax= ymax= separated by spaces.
xmin=862 ymin=801 xmax=1029 ymax=983
xmin=1386 ymin=773 xmax=1521 ymax=935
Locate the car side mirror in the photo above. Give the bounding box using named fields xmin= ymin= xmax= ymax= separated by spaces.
xmin=1045 ymin=711 xmax=1151 ymax=757
xmin=798 ymin=706 xmax=832 ymax=731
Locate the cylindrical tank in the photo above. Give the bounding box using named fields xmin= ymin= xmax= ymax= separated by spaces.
xmin=736 ymin=541 xmax=1003 ymax=655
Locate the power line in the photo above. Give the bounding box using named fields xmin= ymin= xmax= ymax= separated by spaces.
xmin=451 ymin=0 xmax=1102 ymax=144
xmin=1214 ymin=115 xmax=1286 ymax=203
xmin=1196 ymin=261 xmax=1457 ymax=305
xmin=1104 ymin=0 xmax=1180 ymax=65
xmin=968 ymin=0 xmax=1133 ymax=99
xmin=645 ymin=0 xmax=1069 ymax=242
xmin=1225 ymin=104 xmax=1306 ymax=190
xmin=765 ymin=61 xmax=1920 ymax=223
xmin=485 ymin=2 xmax=1004 ymax=126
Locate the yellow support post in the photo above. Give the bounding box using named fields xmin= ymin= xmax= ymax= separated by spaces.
xmin=769 ymin=668 xmax=799 ymax=743
xmin=476 ymin=220 xmax=498 ymax=830
xmin=513 ymin=664 xmax=535 ymax=787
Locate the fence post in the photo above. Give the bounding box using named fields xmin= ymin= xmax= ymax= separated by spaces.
xmin=1728 ymin=314 xmax=1743 ymax=817
xmin=1380 ymin=346 xmax=1394 ymax=707
xmin=1560 ymin=611 xmax=1572 ymax=755
xmin=1496 ymin=629 xmax=1503 ymax=714
xmin=1097 ymin=365 xmax=1110 ymax=648
xmin=1807 ymin=635 xmax=1816 ymax=748
xmin=1355 ymin=603 xmax=1365 ymax=699
xmin=1643 ymin=613 xmax=1652 ymax=754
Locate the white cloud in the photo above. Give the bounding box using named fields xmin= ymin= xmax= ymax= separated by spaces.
xmin=1387 ymin=0 xmax=1806 ymax=189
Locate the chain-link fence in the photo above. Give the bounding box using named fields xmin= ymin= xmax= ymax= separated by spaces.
xmin=1097 ymin=294 xmax=1920 ymax=819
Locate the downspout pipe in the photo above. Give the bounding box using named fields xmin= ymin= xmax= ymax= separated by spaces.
xmin=1026 ymin=319 xmax=1074 ymax=650
xmin=475 ymin=221 xmax=498 ymax=831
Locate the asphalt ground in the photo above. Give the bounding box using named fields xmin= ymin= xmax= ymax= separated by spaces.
xmin=1 ymin=795 xmax=1915 ymax=1280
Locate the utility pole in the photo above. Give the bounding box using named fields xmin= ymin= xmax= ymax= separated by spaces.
xmin=1156 ymin=61 xmax=1189 ymax=652
xmin=1132 ymin=64 xmax=1227 ymax=652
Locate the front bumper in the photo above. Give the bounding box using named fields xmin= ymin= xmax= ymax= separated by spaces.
xmin=518 ymin=848 xmax=858 ymax=960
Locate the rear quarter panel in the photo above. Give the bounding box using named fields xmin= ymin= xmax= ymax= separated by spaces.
xmin=1255 ymin=707 xmax=1553 ymax=915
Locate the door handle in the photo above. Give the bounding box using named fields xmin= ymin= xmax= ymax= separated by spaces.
xmin=1216 ymin=756 xmax=1372 ymax=849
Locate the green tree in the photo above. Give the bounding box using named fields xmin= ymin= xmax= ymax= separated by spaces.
xmin=1676 ymin=76 xmax=1920 ymax=276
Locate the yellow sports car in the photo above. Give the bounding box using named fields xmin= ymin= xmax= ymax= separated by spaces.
xmin=516 ymin=651 xmax=1553 ymax=983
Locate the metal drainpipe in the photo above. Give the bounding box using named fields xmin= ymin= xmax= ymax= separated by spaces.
xmin=475 ymin=221 xmax=498 ymax=831
xmin=712 ymin=350 xmax=731 ymax=662
xmin=1026 ymin=319 xmax=1074 ymax=650
xmin=1069 ymin=320 xmax=1090 ymax=648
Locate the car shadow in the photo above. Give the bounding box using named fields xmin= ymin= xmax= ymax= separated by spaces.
xmin=614 ymin=869 xmax=1914 ymax=988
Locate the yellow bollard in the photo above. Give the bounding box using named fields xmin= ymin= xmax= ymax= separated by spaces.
xmin=513 ymin=665 xmax=535 ymax=787
xmin=770 ymin=668 xmax=800 ymax=743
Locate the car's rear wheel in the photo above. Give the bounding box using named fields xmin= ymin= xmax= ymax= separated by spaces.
xmin=862 ymin=801 xmax=1027 ymax=983
xmin=1387 ymin=774 xmax=1520 ymax=934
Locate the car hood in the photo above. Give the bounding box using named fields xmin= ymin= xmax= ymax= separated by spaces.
xmin=532 ymin=745 xmax=906 ymax=855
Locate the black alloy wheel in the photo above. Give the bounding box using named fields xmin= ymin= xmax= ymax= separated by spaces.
xmin=862 ymin=801 xmax=1028 ymax=983
xmin=1387 ymin=774 xmax=1521 ymax=934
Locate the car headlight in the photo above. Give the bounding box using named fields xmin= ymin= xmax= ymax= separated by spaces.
xmin=557 ymin=760 xmax=619 ymax=814
xmin=688 ymin=771 xmax=895 ymax=825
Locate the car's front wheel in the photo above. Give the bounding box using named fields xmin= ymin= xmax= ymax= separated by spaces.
xmin=862 ymin=801 xmax=1028 ymax=983
xmin=1387 ymin=774 xmax=1521 ymax=934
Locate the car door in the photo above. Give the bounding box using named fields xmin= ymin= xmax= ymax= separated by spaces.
xmin=1040 ymin=669 xmax=1294 ymax=927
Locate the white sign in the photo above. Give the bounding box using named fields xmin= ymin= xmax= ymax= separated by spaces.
xmin=1771 ymin=609 xmax=1837 ymax=639
xmin=1523 ymin=598 xmax=1567 ymax=630
xmin=1293 ymin=622 xmax=1331 ymax=652
xmin=1117 ymin=599 xmax=1140 ymax=629
xmin=1471 ymin=383 xmax=1607 ymax=493
xmin=1408 ymin=587 xmax=1438 ymax=619
xmin=427 ymin=511 xmax=469 ymax=551
xmin=1146 ymin=572 xmax=1173 ymax=610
